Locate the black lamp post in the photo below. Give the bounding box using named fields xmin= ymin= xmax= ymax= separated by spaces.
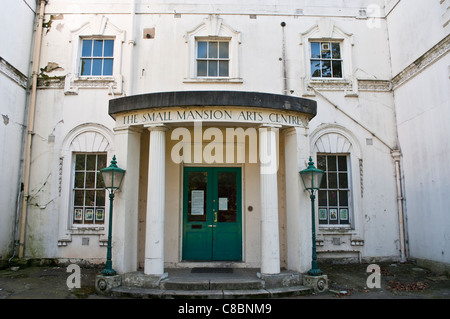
xmin=300 ymin=157 xmax=325 ymax=276
xmin=100 ymin=155 xmax=125 ymax=276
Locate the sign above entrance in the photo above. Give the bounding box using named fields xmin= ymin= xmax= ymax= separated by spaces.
xmin=118 ymin=107 xmax=309 ymax=128
xmin=109 ymin=91 xmax=317 ymax=128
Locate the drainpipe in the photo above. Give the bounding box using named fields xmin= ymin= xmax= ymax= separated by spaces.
xmin=18 ymin=0 xmax=47 ymax=258
xmin=392 ymin=150 xmax=407 ymax=262
xmin=127 ymin=0 xmax=137 ymax=96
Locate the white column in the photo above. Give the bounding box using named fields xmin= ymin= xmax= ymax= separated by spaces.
xmin=284 ymin=127 xmax=312 ymax=273
xmin=112 ymin=126 xmax=141 ymax=274
xmin=259 ymin=126 xmax=280 ymax=275
xmin=144 ymin=125 xmax=167 ymax=275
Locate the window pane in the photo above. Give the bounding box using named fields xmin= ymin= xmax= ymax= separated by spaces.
xmin=322 ymin=60 xmax=332 ymax=77
xmin=188 ymin=171 xmax=207 ymax=222
xmin=317 ymin=155 xmax=326 ymax=170
xmin=197 ymin=61 xmax=207 ymax=76
xmin=93 ymin=40 xmax=103 ymax=57
xmin=339 ymin=190 xmax=348 ymax=206
xmin=86 ymin=154 xmax=96 ymax=170
xmin=98 ymin=154 xmax=107 ymax=169
xmin=85 ymin=190 xmax=95 ymax=206
xmin=311 ymin=42 xmax=321 ymax=58
xmin=339 ymin=173 xmax=348 ymax=188
xmin=75 ymin=172 xmax=85 ymax=188
xmin=80 ymin=59 xmax=92 ymax=76
xmin=219 ymin=61 xmax=229 ymax=76
xmin=338 ymin=156 xmax=347 ymax=171
xmin=75 ymin=154 xmax=86 ymax=170
xmin=331 ymin=43 xmax=341 ymax=59
xmin=96 ymin=190 xmax=105 ymax=206
xmin=74 ymin=190 xmax=84 ymax=206
xmin=208 ymin=60 xmax=218 ymax=76
xmin=217 ymin=172 xmax=237 ymax=223
xmin=197 ymin=41 xmax=207 ymax=59
xmin=318 ymin=190 xmax=327 ymax=206
xmin=209 ymin=42 xmax=218 ymax=58
xmin=85 ymin=172 xmax=96 ymax=188
xmin=92 ymin=59 xmax=102 ymax=75
xmin=329 ymin=190 xmax=338 ymax=206
xmin=311 ymin=60 xmax=321 ymax=77
xmin=81 ymin=40 xmax=92 ymax=57
xmin=332 ymin=61 xmax=342 ymax=78
xmin=103 ymin=59 xmax=113 ymax=76
xmin=96 ymin=172 xmax=104 ymax=188
xmin=328 ymin=172 xmax=338 ymax=188
xmin=219 ymin=42 xmax=229 ymax=58
xmin=321 ymin=42 xmax=331 ymax=58
xmin=327 ymin=155 xmax=337 ymax=171
xmin=103 ymin=40 xmax=114 ymax=57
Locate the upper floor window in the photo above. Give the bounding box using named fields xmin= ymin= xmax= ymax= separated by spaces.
xmin=196 ymin=40 xmax=230 ymax=77
xmin=80 ymin=39 xmax=114 ymax=76
xmin=310 ymin=42 xmax=342 ymax=79
xmin=184 ymin=15 xmax=242 ymax=83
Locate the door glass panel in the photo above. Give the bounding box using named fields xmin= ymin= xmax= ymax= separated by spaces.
xmin=217 ymin=172 xmax=237 ymax=222
xmin=188 ymin=171 xmax=207 ymax=222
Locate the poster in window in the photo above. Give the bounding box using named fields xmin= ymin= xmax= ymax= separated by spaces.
xmin=330 ymin=208 xmax=338 ymax=220
xmin=96 ymin=209 xmax=104 ymax=221
xmin=340 ymin=209 xmax=348 ymax=221
xmin=74 ymin=209 xmax=83 ymax=221
xmin=191 ymin=190 xmax=204 ymax=215
xmin=219 ymin=197 xmax=228 ymax=211
xmin=85 ymin=209 xmax=94 ymax=221
xmin=319 ymin=209 xmax=327 ymax=220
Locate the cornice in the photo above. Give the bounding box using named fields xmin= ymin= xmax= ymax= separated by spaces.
xmin=0 ymin=57 xmax=28 ymax=89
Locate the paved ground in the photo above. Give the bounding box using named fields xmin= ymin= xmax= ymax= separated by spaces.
xmin=0 ymin=261 xmax=449 ymax=300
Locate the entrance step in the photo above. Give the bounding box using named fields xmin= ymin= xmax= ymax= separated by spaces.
xmin=109 ymin=268 xmax=313 ymax=299
xmin=111 ymin=285 xmax=311 ymax=299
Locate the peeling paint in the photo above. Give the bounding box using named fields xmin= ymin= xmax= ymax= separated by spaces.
xmin=2 ymin=114 xmax=9 ymax=125
xmin=43 ymin=14 xmax=64 ymax=34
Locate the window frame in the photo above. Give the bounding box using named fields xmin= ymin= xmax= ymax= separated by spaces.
xmin=195 ymin=39 xmax=230 ymax=78
xmin=79 ymin=38 xmax=115 ymax=77
xmin=316 ymin=153 xmax=352 ymax=228
xmin=65 ymin=16 xmax=125 ymax=95
xmin=72 ymin=152 xmax=108 ymax=227
xmin=184 ymin=15 xmax=242 ymax=83
xmin=310 ymin=41 xmax=343 ymax=79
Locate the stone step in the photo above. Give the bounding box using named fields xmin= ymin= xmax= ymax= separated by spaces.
xmin=160 ymin=277 xmax=265 ymax=290
xmin=111 ymin=285 xmax=312 ymax=299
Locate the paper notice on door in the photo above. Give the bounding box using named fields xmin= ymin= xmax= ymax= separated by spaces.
xmin=191 ymin=190 xmax=204 ymax=215
xmin=219 ymin=197 xmax=228 ymax=211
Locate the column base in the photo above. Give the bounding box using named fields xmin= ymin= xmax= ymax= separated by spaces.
xmin=303 ymin=274 xmax=328 ymax=293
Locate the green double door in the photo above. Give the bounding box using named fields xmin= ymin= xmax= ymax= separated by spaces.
xmin=182 ymin=167 xmax=242 ymax=261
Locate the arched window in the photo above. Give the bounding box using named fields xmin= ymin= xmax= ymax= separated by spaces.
xmin=311 ymin=125 xmax=362 ymax=229
xmin=58 ymin=124 xmax=114 ymax=245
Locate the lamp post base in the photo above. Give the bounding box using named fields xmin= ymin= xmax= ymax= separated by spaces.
xmin=95 ymin=274 xmax=122 ymax=295
xmin=101 ymin=268 xmax=117 ymax=276
xmin=307 ymin=268 xmax=323 ymax=276
xmin=303 ymin=274 xmax=328 ymax=293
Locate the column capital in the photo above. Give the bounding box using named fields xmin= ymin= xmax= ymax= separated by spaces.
xmin=145 ymin=124 xmax=169 ymax=132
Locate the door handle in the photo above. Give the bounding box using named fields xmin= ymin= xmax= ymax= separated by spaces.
xmin=208 ymin=225 xmax=216 ymax=228
xmin=214 ymin=211 xmax=217 ymax=223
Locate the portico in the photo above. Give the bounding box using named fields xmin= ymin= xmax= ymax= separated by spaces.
xmin=107 ymin=91 xmax=317 ymax=277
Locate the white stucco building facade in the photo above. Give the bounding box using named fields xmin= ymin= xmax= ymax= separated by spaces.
xmin=1 ymin=0 xmax=449 ymax=275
